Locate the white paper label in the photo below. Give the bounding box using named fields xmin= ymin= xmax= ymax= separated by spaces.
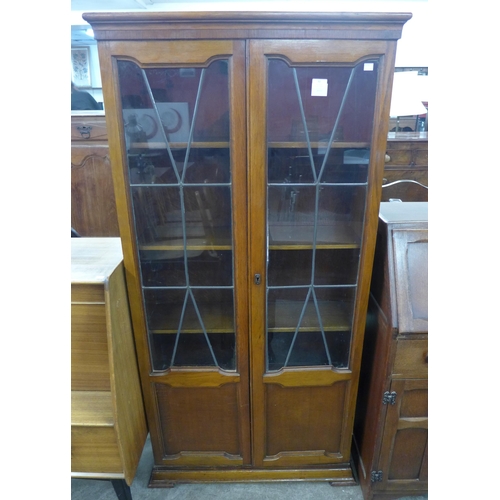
xmin=311 ymin=78 xmax=328 ymax=97
xmin=364 ymin=63 xmax=374 ymax=71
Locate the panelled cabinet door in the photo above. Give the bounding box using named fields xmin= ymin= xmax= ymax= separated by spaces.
xmin=392 ymin=228 xmax=428 ymax=333
xmin=101 ymin=39 xmax=251 ymax=467
xmin=375 ymin=379 xmax=428 ymax=493
xmin=248 ymin=39 xmax=394 ymax=467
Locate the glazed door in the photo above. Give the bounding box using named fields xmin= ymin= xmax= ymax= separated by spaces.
xmin=101 ymin=40 xmax=251 ymax=467
xmin=248 ymin=40 xmax=392 ymax=468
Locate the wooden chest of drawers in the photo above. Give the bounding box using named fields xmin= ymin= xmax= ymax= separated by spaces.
xmin=353 ymin=202 xmax=428 ymax=500
xmin=71 ymin=238 xmax=147 ymax=490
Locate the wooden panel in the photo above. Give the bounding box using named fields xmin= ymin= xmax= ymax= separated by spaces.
xmin=392 ymin=229 xmax=428 ymax=333
xmin=71 ymin=114 xmax=118 ymax=236
xmin=265 ymin=383 xmax=346 ymax=458
xmin=150 ymin=466 xmax=354 ymax=484
xmin=399 ymin=385 xmax=427 ymax=418
xmin=71 ymin=426 xmax=122 ymax=473
xmin=71 ymin=303 xmax=110 ymax=391
xmin=108 ymin=40 xmax=234 ymax=65
xmin=106 ymin=264 xmax=148 ymax=484
xmin=264 ymin=367 xmax=351 ymax=387
xmin=393 ymin=339 xmax=428 ymax=378
xmin=249 ymin=39 xmax=390 ymax=64
xmin=389 ymin=428 xmax=427 ymax=480
xmin=71 ymin=143 xmax=120 ymax=237
xmin=155 ymin=383 xmax=242 ymax=457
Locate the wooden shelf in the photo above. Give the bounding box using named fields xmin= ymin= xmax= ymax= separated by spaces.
xmin=269 ymin=222 xmax=361 ymax=249
xmin=149 ymin=302 xmax=235 ymax=334
xmin=268 ymin=299 xmax=351 ymax=332
xmin=129 ymin=141 xmax=371 ymax=150
xmin=130 ymin=141 xmax=229 ymax=149
xmin=268 ymin=141 xmax=371 ymax=149
xmin=139 ymin=226 xmax=233 ymax=253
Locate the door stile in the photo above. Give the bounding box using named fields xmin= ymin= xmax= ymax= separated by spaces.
xmin=228 ymin=40 xmax=252 ymax=465
xmin=247 ymin=39 xmax=269 ymax=468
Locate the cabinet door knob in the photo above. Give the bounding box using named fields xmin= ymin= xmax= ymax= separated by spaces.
xmin=385 ymin=154 xmax=391 ymax=163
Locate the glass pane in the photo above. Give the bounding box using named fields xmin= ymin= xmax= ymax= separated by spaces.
xmin=117 ymin=59 xmax=235 ymax=371
xmin=268 ymin=185 xmax=366 ymax=247
xmin=268 ymin=248 xmax=360 ymax=287
xmin=144 ymin=288 xmax=235 ymax=370
xmin=266 ymin=58 xmax=378 ymax=372
xmin=267 ymin=59 xmax=378 ymax=144
xmin=267 ymin=287 xmax=355 ymax=370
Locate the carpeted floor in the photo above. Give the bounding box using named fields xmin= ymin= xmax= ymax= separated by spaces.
xmin=71 ymin=436 xmax=428 ymax=500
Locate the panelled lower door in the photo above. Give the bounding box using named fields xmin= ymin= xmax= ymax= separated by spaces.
xmin=103 ymin=40 xmax=251 ymax=467
xmin=376 ymin=379 xmax=428 ymax=493
xmin=248 ymin=39 xmax=391 ymax=468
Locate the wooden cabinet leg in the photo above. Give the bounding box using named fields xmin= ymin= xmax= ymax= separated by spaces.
xmin=111 ymin=479 xmax=132 ymax=500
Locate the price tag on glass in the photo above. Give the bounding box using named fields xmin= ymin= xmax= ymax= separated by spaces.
xmin=311 ymin=78 xmax=328 ymax=97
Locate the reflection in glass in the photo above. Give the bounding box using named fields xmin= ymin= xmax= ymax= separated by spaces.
xmin=266 ymin=58 xmax=378 ymax=371
xmin=117 ymin=59 xmax=235 ymax=371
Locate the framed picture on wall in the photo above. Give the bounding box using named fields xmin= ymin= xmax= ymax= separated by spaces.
xmin=71 ymin=47 xmax=91 ymax=88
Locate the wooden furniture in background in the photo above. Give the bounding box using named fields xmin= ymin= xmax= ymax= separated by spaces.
xmin=71 ymin=112 xmax=120 ymax=236
xmin=71 ymin=237 xmax=147 ymax=499
xmin=382 ymin=132 xmax=428 ymax=202
xmin=353 ymin=202 xmax=428 ymax=500
xmin=85 ymin=11 xmax=411 ymax=486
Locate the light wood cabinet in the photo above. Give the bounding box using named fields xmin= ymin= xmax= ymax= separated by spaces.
xmin=71 ymin=238 xmax=147 ymax=497
xmin=353 ymin=202 xmax=428 ymax=500
xmin=85 ymin=11 xmax=411 ymax=486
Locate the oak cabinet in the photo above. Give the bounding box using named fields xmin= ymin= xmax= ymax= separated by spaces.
xmin=353 ymin=202 xmax=428 ymax=500
xmin=85 ymin=11 xmax=411 ymax=486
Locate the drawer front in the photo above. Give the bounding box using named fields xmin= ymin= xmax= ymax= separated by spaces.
xmin=393 ymin=339 xmax=428 ymax=378
xmin=386 ymin=142 xmax=428 ymax=167
xmin=71 ymin=283 xmax=105 ymax=303
xmin=71 ymin=426 xmax=122 ymax=474
xmin=71 ymin=303 xmax=111 ymax=391
xmin=71 ymin=117 xmax=108 ymax=141
xmin=381 ymin=169 xmax=428 ymax=202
